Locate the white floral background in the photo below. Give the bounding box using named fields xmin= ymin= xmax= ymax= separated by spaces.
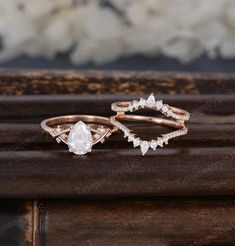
xmin=0 ymin=0 xmax=235 ymax=65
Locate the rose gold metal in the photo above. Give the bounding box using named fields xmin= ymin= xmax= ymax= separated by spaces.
xmin=111 ymin=114 xmax=187 ymax=137
xmin=110 ymin=114 xmax=188 ymax=155
xmin=41 ymin=115 xmax=117 ymax=146
xmin=111 ymin=97 xmax=190 ymax=122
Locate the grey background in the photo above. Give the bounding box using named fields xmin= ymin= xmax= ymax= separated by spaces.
xmin=0 ymin=55 xmax=235 ymax=73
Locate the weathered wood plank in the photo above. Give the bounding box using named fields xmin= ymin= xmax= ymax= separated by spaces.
xmin=0 ymin=94 xmax=234 ymax=121
xmin=43 ymin=199 xmax=235 ymax=246
xmin=0 ymin=70 xmax=234 ymax=95
xmin=0 ymin=124 xmax=234 ymax=149
xmin=0 ymin=148 xmax=233 ymax=198
xmin=0 ymin=202 xmax=34 ymax=246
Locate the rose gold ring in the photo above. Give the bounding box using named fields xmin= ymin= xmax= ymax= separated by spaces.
xmin=41 ymin=115 xmax=117 ymax=155
xmin=111 ymin=93 xmax=190 ymax=122
xmin=110 ymin=93 xmax=190 ymax=156
xmin=110 ymin=114 xmax=188 ymax=156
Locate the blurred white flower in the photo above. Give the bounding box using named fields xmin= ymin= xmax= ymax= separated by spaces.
xmin=0 ymin=0 xmax=234 ymax=64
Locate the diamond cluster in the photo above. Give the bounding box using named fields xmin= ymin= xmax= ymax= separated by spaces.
xmin=110 ymin=92 xmax=190 ymax=156
xmin=112 ymin=93 xmax=190 ymax=121
xmin=110 ymin=117 xmax=185 ymax=156
xmin=110 ymin=116 xmax=188 ymax=156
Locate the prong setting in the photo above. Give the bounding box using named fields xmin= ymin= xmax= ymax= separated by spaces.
xmin=111 ymin=93 xmax=190 ymax=121
xmin=110 ymin=92 xmax=190 ymax=156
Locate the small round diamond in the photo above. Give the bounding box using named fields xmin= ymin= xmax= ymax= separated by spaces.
xmin=158 ymin=138 xmax=164 ymax=147
xmin=128 ymin=134 xmax=135 ymax=142
xmin=128 ymin=104 xmax=134 ymax=112
xmin=163 ymin=138 xmax=168 ymax=145
xmin=133 ymin=100 xmax=139 ymax=110
xmin=56 ymin=138 xmax=61 ymax=143
xmin=156 ymin=100 xmax=163 ymax=110
xmin=133 ymin=138 xmax=140 ymax=147
xmin=139 ymin=98 xmax=146 ymax=108
xmin=162 ymin=105 xmax=169 ymax=113
xmin=124 ymin=131 xmax=129 ymax=138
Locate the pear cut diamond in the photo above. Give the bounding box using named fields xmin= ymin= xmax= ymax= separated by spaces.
xmin=67 ymin=121 xmax=93 ymax=155
xmin=140 ymin=141 xmax=149 ymax=156
xmin=147 ymin=93 xmax=155 ymax=107
xmin=150 ymin=140 xmax=157 ymax=150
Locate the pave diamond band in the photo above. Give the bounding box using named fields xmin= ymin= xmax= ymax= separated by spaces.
xmin=111 ymin=93 xmax=190 ymax=156
xmin=41 ymin=94 xmax=190 ymax=156
xmin=41 ymin=115 xmax=117 ymax=155
xmin=111 ymin=93 xmax=190 ymax=121
xmin=110 ymin=114 xmax=188 ymax=156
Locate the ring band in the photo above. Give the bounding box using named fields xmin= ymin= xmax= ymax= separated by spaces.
xmin=111 ymin=93 xmax=190 ymax=122
xmin=110 ymin=114 xmax=188 ymax=156
xmin=41 ymin=115 xmax=117 ymax=155
xmin=111 ymin=93 xmax=190 ymax=156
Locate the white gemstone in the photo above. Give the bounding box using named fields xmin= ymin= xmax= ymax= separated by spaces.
xmin=162 ymin=105 xmax=169 ymax=113
xmin=140 ymin=141 xmax=149 ymax=156
xmin=163 ymin=138 xmax=168 ymax=145
xmin=133 ymin=138 xmax=140 ymax=147
xmin=139 ymin=98 xmax=146 ymax=107
xmin=150 ymin=140 xmax=157 ymax=150
xmin=56 ymin=138 xmax=61 ymax=143
xmin=124 ymin=131 xmax=129 ymax=138
xmin=166 ymin=110 xmax=172 ymax=117
xmin=128 ymin=104 xmax=134 ymax=112
xmin=128 ymin=134 xmax=134 ymax=142
xmin=156 ymin=100 xmax=163 ymax=110
xmin=67 ymin=121 xmax=93 ymax=155
xmin=147 ymin=93 xmax=155 ymax=107
xmin=158 ymin=138 xmax=164 ymax=147
xmin=133 ymin=100 xmax=139 ymax=110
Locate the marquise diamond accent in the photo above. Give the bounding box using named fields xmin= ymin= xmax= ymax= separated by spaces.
xmin=110 ymin=92 xmax=190 ymax=156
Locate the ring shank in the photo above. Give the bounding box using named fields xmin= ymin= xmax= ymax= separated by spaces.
xmin=114 ymin=114 xmax=184 ymax=129
xmin=112 ymin=101 xmax=190 ymax=121
xmin=110 ymin=114 xmax=188 ymax=142
xmin=41 ymin=115 xmax=114 ymax=134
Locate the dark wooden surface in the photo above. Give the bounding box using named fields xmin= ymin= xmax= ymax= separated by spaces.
xmin=44 ymin=199 xmax=235 ymax=246
xmin=0 ymin=202 xmax=34 ymax=246
xmin=0 ymin=70 xmax=234 ymax=246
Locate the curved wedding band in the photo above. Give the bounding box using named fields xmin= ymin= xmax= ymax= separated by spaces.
xmin=111 ymin=93 xmax=190 ymax=155
xmin=41 ymin=115 xmax=117 ymax=155
xmin=110 ymin=114 xmax=188 ymax=156
xmin=111 ymin=93 xmax=190 ymax=122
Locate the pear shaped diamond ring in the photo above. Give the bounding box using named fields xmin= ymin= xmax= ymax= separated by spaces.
xmin=41 ymin=115 xmax=117 ymax=155
xmin=41 ymin=93 xmax=190 ymax=156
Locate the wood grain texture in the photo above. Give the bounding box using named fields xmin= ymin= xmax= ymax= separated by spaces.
xmin=0 ymin=70 xmax=234 ymax=95
xmin=0 ymin=94 xmax=234 ymax=121
xmin=0 ymin=70 xmax=234 ymax=245
xmin=0 ymin=202 xmax=34 ymax=246
xmin=0 ymin=124 xmax=235 ymax=147
xmin=42 ymin=199 xmax=235 ymax=246
xmin=0 ymin=147 xmax=234 ymax=198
